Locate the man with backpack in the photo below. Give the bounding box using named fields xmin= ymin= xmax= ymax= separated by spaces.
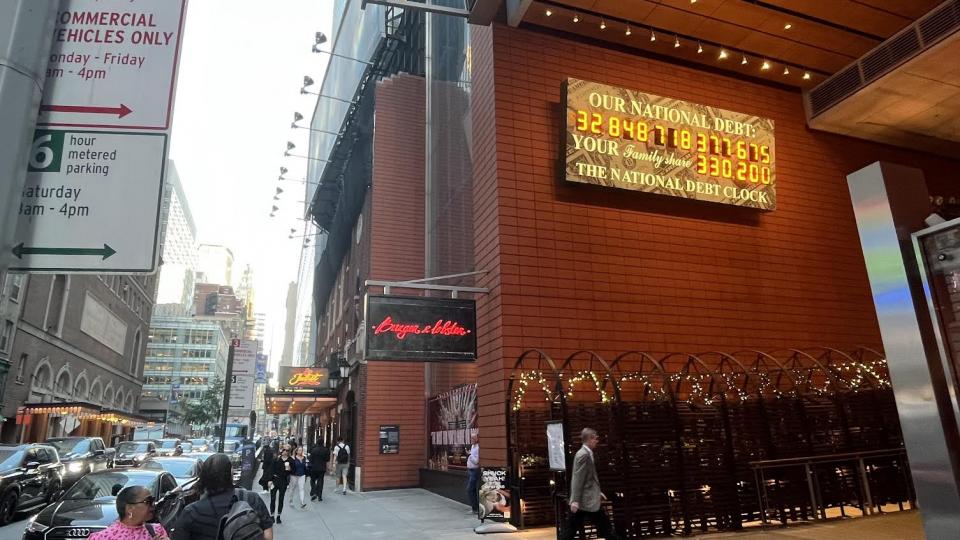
xmin=309 ymin=442 xmax=330 ymax=501
xmin=334 ymin=437 xmax=350 ymax=495
xmin=171 ymin=453 xmax=274 ymax=540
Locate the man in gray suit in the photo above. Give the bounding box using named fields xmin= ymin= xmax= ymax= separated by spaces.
xmin=561 ymin=427 xmax=619 ymax=540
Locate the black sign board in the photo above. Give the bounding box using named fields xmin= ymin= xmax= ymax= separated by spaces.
xmin=365 ymin=295 xmax=477 ymax=362
xmin=379 ymin=425 xmax=400 ymax=454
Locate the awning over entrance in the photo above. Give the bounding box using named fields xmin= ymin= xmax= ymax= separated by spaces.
xmin=16 ymin=402 xmax=153 ymax=426
xmin=265 ymin=390 xmax=337 ymax=415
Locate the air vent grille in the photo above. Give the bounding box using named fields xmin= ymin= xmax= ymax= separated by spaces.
xmin=808 ymin=0 xmax=960 ymax=119
xmin=919 ymin=0 xmax=960 ymax=44
xmin=861 ymin=29 xmax=921 ymax=82
xmin=809 ymin=66 xmax=862 ymax=117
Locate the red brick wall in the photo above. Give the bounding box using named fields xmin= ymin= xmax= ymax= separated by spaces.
xmin=473 ymin=23 xmax=960 ymax=466
xmin=364 ymin=74 xmax=428 ymax=489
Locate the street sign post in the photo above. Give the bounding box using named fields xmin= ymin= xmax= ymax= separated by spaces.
xmin=11 ymin=0 xmax=186 ymax=272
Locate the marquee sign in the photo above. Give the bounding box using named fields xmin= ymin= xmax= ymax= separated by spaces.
xmin=364 ymin=295 xmax=477 ymax=362
xmin=277 ymin=367 xmax=328 ymax=391
xmin=564 ymin=78 xmax=776 ymax=210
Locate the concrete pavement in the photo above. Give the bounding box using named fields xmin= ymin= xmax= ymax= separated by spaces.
xmin=0 ymin=474 xmax=924 ymax=540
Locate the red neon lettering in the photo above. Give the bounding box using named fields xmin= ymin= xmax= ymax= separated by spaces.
xmin=373 ymin=316 xmax=470 ymax=340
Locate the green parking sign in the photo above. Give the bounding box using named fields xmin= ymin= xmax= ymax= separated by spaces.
xmin=27 ymin=130 xmax=64 ymax=173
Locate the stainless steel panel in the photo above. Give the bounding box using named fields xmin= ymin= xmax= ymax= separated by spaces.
xmin=848 ymin=161 xmax=960 ymax=538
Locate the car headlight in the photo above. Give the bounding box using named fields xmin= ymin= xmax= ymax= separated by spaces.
xmin=67 ymin=462 xmax=84 ymax=473
xmin=26 ymin=517 xmax=48 ymax=533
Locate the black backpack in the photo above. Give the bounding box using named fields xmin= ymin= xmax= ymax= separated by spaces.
xmin=336 ymin=444 xmax=349 ymax=464
xmin=213 ymin=489 xmax=264 ymax=540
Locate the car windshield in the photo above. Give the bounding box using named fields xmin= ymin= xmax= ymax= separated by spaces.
xmin=190 ymin=439 xmax=205 ymax=446
xmin=180 ymin=443 xmax=193 ymax=452
xmin=144 ymin=460 xmax=196 ymax=478
xmin=117 ymin=442 xmax=149 ymax=453
xmin=64 ymin=472 xmax=158 ymax=500
xmin=47 ymin=439 xmax=89 ymax=454
xmin=223 ymin=442 xmax=239 ymax=452
xmin=158 ymin=440 xmax=178 ymax=449
xmin=0 ymin=449 xmax=24 ymax=469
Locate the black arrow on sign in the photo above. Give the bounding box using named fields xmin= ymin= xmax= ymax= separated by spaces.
xmin=12 ymin=243 xmax=116 ymax=260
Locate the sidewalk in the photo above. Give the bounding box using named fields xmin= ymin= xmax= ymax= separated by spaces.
xmin=254 ymin=475 xmax=923 ymax=540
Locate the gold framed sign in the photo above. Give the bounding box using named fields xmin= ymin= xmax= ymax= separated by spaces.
xmin=563 ymin=78 xmax=776 ymax=210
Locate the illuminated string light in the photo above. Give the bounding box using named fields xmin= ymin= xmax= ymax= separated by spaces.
xmin=761 ymin=60 xmax=771 ymax=71
xmin=718 ymin=48 xmax=728 ymax=60
xmin=600 ymin=18 xmax=606 ymax=30
xmin=802 ymin=72 xmax=811 ymax=80
xmin=650 ymin=29 xmax=656 ymax=42
xmin=783 ymin=66 xmax=790 ymax=75
xmin=545 ymin=8 xmax=552 ymax=16
xmin=741 ymin=53 xmax=748 ymax=65
xmin=674 ymin=35 xmax=680 ymax=48
xmin=697 ymin=42 xmax=703 ymax=53
xmin=572 ymin=12 xmax=580 ymax=23
xmin=625 ymin=26 xmax=632 ymax=36
xmin=784 ymin=22 xmax=792 ymax=30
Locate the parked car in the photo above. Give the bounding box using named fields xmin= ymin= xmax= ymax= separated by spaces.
xmin=44 ymin=438 xmax=113 ymax=486
xmin=153 ymin=439 xmax=181 ymax=457
xmin=178 ymin=442 xmax=193 ymax=454
xmin=182 ymin=452 xmax=214 ymax=463
xmin=139 ymin=457 xmax=201 ymax=487
xmin=0 ymin=444 xmax=64 ymax=525
xmin=114 ymin=440 xmax=157 ymax=467
xmin=189 ymin=439 xmax=208 ymax=452
xmin=22 ymin=469 xmax=185 ymax=540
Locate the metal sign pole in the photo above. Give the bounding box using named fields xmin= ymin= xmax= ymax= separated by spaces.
xmin=219 ymin=338 xmax=237 ymax=452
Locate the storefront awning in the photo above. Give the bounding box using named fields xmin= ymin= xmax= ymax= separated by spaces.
xmin=265 ymin=390 xmax=337 ymax=415
xmin=16 ymin=402 xmax=153 ymax=427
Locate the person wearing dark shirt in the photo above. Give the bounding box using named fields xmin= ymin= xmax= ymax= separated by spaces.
xmin=269 ymin=448 xmax=293 ymax=523
xmin=259 ymin=445 xmax=275 ymax=493
xmin=171 ymin=453 xmax=273 ymax=540
xmin=309 ymin=443 xmax=330 ymax=501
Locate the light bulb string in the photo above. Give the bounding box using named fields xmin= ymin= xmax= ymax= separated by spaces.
xmin=542 ymin=1 xmax=829 ymax=79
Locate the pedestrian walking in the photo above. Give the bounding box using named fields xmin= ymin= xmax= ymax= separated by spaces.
xmin=309 ymin=442 xmax=330 ymax=501
xmin=289 ymin=447 xmax=308 ymax=509
xmin=269 ymin=447 xmax=293 ymax=523
xmin=333 ymin=437 xmax=350 ymax=494
xmin=171 ymin=453 xmax=274 ymax=540
xmin=89 ymin=486 xmax=170 ymax=540
xmin=466 ymin=433 xmax=480 ymax=514
xmin=258 ymin=444 xmax=275 ymax=493
xmin=561 ymin=428 xmax=620 ymax=540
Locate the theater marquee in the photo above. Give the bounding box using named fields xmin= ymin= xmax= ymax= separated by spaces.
xmin=564 ymin=78 xmax=776 ymax=210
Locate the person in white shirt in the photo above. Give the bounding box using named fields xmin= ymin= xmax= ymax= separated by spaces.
xmin=333 ymin=437 xmax=351 ymax=494
xmin=466 ymin=433 xmax=480 ymax=514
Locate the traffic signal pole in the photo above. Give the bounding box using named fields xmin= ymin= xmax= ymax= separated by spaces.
xmin=0 ymin=1 xmax=58 ymax=272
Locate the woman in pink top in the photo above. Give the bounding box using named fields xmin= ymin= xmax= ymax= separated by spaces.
xmin=89 ymin=486 xmax=169 ymax=540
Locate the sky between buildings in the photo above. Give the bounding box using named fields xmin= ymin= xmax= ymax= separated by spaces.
xmin=169 ymin=1 xmax=332 ymax=371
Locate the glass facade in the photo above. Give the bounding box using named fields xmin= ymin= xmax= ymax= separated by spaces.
xmin=143 ymin=316 xmax=228 ymax=402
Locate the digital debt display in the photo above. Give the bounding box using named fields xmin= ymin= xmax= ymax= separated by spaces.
xmin=564 ymin=78 xmax=776 ymax=210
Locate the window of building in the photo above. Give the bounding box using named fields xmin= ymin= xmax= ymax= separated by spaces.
xmin=8 ymin=274 xmax=24 ymax=302
xmin=45 ymin=275 xmax=68 ymax=334
xmin=131 ymin=329 xmax=142 ymax=374
xmin=0 ymin=320 xmax=13 ymax=352
xmin=16 ymin=354 xmax=27 ymax=383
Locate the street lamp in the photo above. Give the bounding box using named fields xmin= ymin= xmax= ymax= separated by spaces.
xmin=312 ymin=32 xmax=374 ymax=65
xmin=338 ymin=357 xmax=350 ymax=379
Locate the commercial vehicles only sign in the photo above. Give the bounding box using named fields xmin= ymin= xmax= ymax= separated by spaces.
xmin=11 ymin=0 xmax=186 ymax=272
xmin=39 ymin=0 xmax=186 ymax=130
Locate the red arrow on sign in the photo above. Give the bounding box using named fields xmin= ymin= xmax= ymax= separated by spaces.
xmin=40 ymin=104 xmax=133 ymax=118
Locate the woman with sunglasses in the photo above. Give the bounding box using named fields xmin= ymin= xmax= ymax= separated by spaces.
xmin=88 ymin=486 xmax=169 ymax=540
xmin=268 ymin=447 xmax=293 ymax=523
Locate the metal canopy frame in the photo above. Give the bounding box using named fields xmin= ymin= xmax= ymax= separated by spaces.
xmin=361 ymin=0 xmax=470 ymax=18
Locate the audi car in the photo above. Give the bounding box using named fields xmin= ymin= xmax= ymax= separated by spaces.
xmin=44 ymin=438 xmax=112 ymax=487
xmin=23 ymin=469 xmax=185 ymax=540
xmin=113 ymin=441 xmax=157 ymax=467
xmin=0 ymin=444 xmax=65 ymax=525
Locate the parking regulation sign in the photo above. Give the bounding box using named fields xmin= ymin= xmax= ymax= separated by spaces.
xmin=10 ymin=130 xmax=167 ymax=272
